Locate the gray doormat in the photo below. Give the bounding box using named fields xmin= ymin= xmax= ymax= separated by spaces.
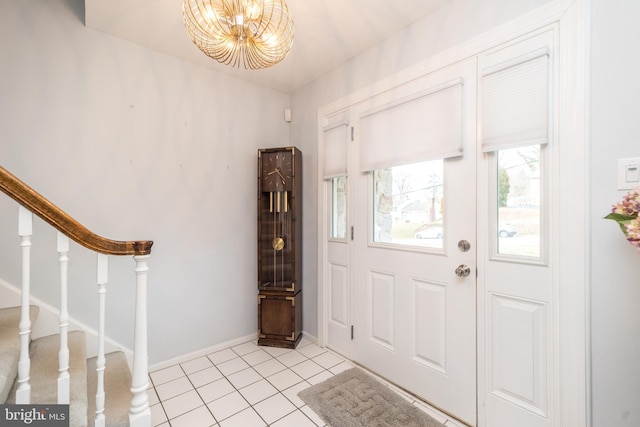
xmin=298 ymin=368 xmax=446 ymax=427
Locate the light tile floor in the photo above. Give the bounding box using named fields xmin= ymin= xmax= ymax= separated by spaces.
xmin=148 ymin=338 xmax=466 ymax=427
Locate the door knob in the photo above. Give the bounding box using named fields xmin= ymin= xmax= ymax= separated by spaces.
xmin=455 ymin=264 xmax=471 ymax=277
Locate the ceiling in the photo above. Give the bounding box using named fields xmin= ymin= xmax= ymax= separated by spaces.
xmin=84 ymin=0 xmax=452 ymax=94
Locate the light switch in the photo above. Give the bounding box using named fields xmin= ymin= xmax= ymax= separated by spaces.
xmin=627 ymin=164 xmax=639 ymax=182
xmin=618 ymin=157 xmax=640 ymax=190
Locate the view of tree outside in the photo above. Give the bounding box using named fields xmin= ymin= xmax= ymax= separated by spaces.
xmin=498 ymin=166 xmax=510 ymax=207
xmin=368 ymin=147 xmax=542 ymax=256
xmin=496 ymin=145 xmax=542 ymax=257
xmin=373 ymin=160 xmax=444 ymax=249
xmin=331 ymin=176 xmax=347 ymax=239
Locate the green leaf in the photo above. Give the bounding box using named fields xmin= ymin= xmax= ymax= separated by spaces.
xmin=604 ymin=212 xmax=635 ymax=236
xmin=604 ymin=213 xmax=635 ymax=221
xmin=617 ymin=221 xmax=630 ymax=236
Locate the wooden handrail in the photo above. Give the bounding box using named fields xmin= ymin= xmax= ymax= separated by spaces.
xmin=0 ymin=165 xmax=152 ymax=256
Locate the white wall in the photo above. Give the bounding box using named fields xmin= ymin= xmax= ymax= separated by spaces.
xmin=0 ymin=0 xmax=290 ymax=364
xmin=590 ymin=0 xmax=640 ymax=425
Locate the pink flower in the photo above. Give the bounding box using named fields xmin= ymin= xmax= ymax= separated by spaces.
xmin=626 ymin=217 xmax=640 ymax=253
xmin=612 ymin=188 xmax=640 ymax=216
xmin=606 ymin=187 xmax=640 ymax=253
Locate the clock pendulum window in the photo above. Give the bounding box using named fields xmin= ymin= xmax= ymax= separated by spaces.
xmin=257 ymin=147 xmax=302 ymax=348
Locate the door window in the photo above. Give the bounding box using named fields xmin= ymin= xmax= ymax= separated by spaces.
xmin=372 ymin=159 xmax=444 ymax=249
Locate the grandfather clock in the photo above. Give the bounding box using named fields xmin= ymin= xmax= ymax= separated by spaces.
xmin=257 ymin=147 xmax=302 ymax=348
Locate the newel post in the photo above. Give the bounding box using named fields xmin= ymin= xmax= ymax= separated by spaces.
xmin=129 ymin=254 xmax=151 ymax=427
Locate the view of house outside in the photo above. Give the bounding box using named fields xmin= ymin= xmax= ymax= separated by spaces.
xmin=371 ymin=146 xmax=541 ymax=258
xmin=496 ymin=145 xmax=542 ymax=258
xmin=373 ymin=159 xmax=444 ymax=249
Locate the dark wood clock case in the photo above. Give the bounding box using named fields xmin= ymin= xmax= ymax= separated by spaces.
xmin=257 ymin=147 xmax=302 ymax=348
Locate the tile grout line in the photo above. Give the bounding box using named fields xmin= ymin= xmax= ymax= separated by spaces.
xmin=155 ymin=341 xmax=321 ymax=426
xmin=220 ymin=341 xmax=322 ymax=427
xmin=235 ymin=344 xmax=323 ymax=426
xmin=177 ymin=359 xmax=219 ymax=427
xmin=212 ymin=345 xmax=271 ymax=426
xmin=154 ymin=340 xmax=449 ymax=427
xmin=149 ymin=370 xmax=172 ymax=426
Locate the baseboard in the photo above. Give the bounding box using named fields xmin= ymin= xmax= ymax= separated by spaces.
xmin=0 ymin=276 xmax=133 ymax=366
xmin=301 ymin=330 xmax=318 ymax=345
xmin=150 ymin=330 xmax=320 ymax=373
xmin=150 ymin=332 xmax=258 ymax=372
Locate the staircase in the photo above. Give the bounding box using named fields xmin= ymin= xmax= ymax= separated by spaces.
xmin=0 ymin=165 xmax=153 ymax=427
xmin=1 ymin=306 xmax=133 ymax=426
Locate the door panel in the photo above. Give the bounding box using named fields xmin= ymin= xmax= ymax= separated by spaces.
xmin=489 ymin=293 xmax=548 ymax=417
xmin=413 ymin=279 xmax=447 ymax=373
xmin=326 ymin=244 xmax=352 ymax=354
xmin=369 ymin=270 xmax=396 ymax=349
xmin=352 ymin=58 xmax=477 ymax=426
xmin=329 ymin=263 xmax=348 ymax=327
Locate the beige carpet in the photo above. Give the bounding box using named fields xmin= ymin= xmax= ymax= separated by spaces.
xmin=298 ymin=368 xmax=446 ymax=427
xmin=0 ymin=305 xmax=39 ymax=403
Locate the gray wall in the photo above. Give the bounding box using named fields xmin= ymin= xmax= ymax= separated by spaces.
xmin=0 ymin=0 xmax=290 ymax=364
xmin=590 ymin=0 xmax=640 ymax=425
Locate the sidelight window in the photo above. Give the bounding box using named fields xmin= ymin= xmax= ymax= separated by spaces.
xmin=330 ymin=176 xmax=348 ymax=240
xmin=495 ymin=145 xmax=542 ymax=258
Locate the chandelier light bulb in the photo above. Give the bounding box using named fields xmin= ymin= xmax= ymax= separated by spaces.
xmin=183 ymin=0 xmax=294 ymax=69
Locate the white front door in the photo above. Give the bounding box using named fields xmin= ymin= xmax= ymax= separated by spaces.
xmin=321 ymin=6 xmax=587 ymax=427
xmin=350 ymin=59 xmax=477 ymax=425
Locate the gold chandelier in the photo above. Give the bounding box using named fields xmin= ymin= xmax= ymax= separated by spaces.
xmin=183 ymin=0 xmax=294 ymax=70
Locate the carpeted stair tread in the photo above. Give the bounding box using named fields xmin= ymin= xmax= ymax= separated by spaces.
xmin=0 ymin=305 xmax=39 ymax=404
xmin=7 ymin=330 xmax=89 ymax=427
xmin=87 ymin=351 xmax=132 ymax=427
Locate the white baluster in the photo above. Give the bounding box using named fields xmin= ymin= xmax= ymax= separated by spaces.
xmin=94 ymin=254 xmax=108 ymax=427
xmin=129 ymin=254 xmax=150 ymax=427
xmin=57 ymin=233 xmax=70 ymax=404
xmin=16 ymin=206 xmax=32 ymax=404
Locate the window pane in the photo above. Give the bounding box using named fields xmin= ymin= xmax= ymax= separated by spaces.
xmin=496 ymin=145 xmax=541 ymax=257
xmin=373 ymin=160 xmax=444 ymax=249
xmin=331 ymin=176 xmax=347 ymax=239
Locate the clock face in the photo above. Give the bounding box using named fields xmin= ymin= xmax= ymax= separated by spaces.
xmin=261 ymin=150 xmax=293 ymax=192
